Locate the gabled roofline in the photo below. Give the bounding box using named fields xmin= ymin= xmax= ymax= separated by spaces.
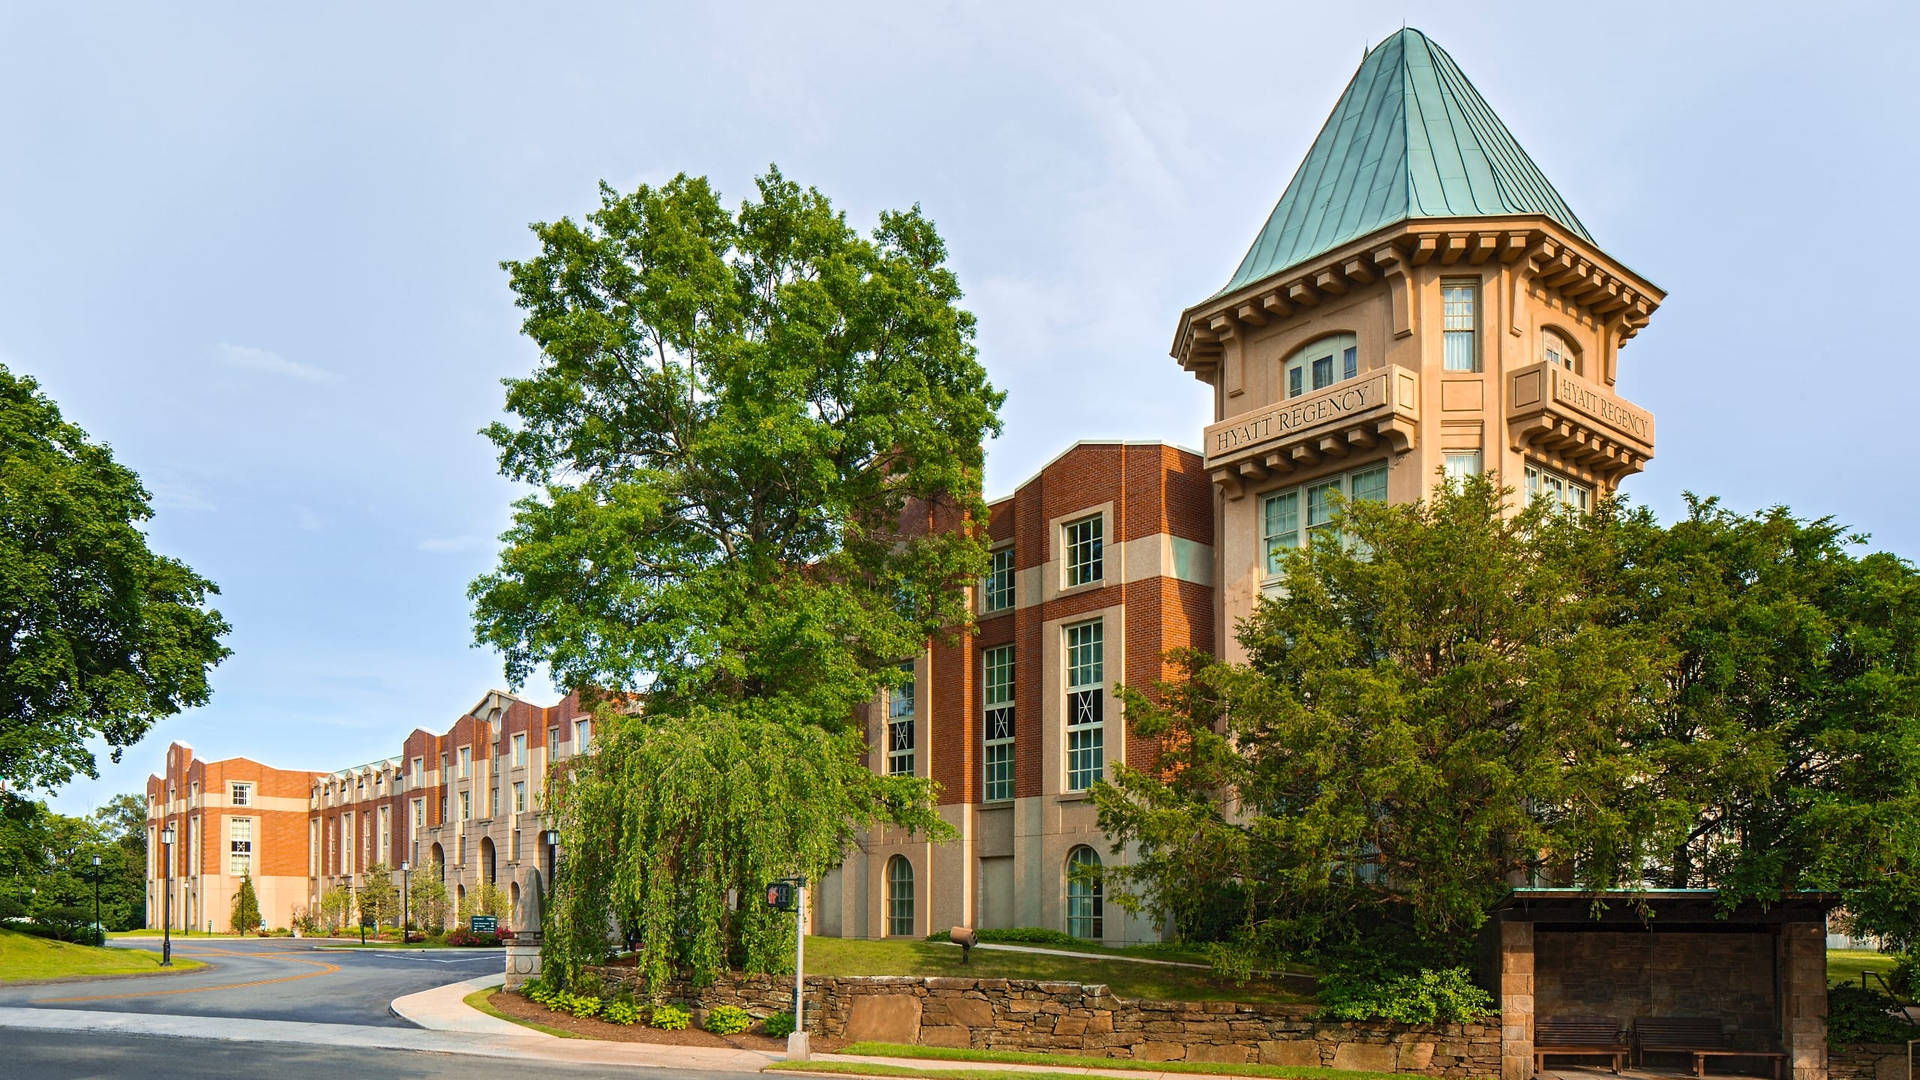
xmin=987 ymin=439 xmax=1203 ymax=508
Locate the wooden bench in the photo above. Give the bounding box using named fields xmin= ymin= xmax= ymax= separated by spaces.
xmin=1634 ymin=1017 xmax=1785 ymax=1079
xmin=1534 ymin=1014 xmax=1628 ymax=1074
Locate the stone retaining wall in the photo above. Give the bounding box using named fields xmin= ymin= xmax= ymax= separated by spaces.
xmin=1831 ymin=1043 xmax=1908 ymax=1080
xmin=581 ymin=968 xmax=1500 ymax=1077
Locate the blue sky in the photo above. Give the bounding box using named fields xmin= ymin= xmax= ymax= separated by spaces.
xmin=7 ymin=2 xmax=1915 ymax=816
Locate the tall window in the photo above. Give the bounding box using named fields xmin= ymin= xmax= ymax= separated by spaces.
xmin=1261 ymin=490 xmax=1299 ymax=578
xmin=1065 ymin=845 xmax=1104 ymax=939
xmin=1064 ymin=515 xmax=1103 ymax=587
xmin=412 ymin=798 xmax=424 ymax=832
xmin=983 ymin=645 xmax=1015 ymax=802
xmin=1542 ymin=328 xmax=1578 ymax=373
xmin=514 ymin=781 xmax=526 ymax=814
xmin=984 ymin=547 xmax=1015 ymax=613
xmin=887 ymin=661 xmax=915 ymax=776
xmin=229 ymin=782 xmax=252 ymax=807
xmin=511 ymin=830 xmax=521 ymax=863
xmin=547 ymin=726 xmax=560 ymax=760
xmin=1525 ymin=463 xmax=1592 ymax=514
xmin=460 ymin=791 xmax=472 ymax=821
xmin=459 ymin=746 xmax=471 ymax=778
xmin=412 ymin=757 xmax=424 ymax=786
xmin=575 ymin=719 xmax=591 ymax=753
xmin=1065 ymin=620 xmax=1104 ymax=791
xmin=512 ymin=733 xmax=526 ymax=767
xmin=378 ymin=806 xmax=390 ymax=859
xmin=1443 ymin=452 xmax=1483 ymax=489
xmin=229 ymin=817 xmax=253 ymax=876
xmin=1442 ymin=280 xmax=1478 ymax=371
xmin=1283 ymin=332 xmax=1359 ymax=399
xmin=886 ymin=855 xmax=914 ymax=937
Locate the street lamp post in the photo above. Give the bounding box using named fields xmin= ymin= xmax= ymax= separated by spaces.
xmin=159 ymin=825 xmax=175 ymax=966
xmin=400 ymin=861 xmax=411 ymax=944
xmin=89 ymin=855 xmax=102 ymax=938
xmin=542 ymin=830 xmax=558 ymax=895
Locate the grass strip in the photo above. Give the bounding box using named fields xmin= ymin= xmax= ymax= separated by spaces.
xmin=463 ymin=986 xmax=588 ymax=1039
xmin=0 ymin=928 xmax=206 ymax=982
xmin=823 ymin=1043 xmax=1449 ymax=1080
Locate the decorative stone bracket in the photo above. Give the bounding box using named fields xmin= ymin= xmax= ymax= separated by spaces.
xmin=1205 ymin=366 xmax=1420 ymax=498
xmin=1507 ymin=362 xmax=1654 ymax=486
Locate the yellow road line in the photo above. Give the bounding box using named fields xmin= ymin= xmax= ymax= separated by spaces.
xmin=38 ymin=948 xmax=340 ymax=1003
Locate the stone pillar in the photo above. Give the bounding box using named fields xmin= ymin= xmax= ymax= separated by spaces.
xmin=1778 ymin=921 xmax=1828 ymax=1080
xmin=504 ymin=865 xmax=545 ymax=990
xmin=1499 ymin=920 xmax=1535 ymax=1080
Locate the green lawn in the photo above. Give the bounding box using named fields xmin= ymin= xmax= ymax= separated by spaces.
xmin=1829 ymin=949 xmax=1903 ymax=993
xmin=0 ymin=928 xmax=205 ymax=981
xmin=803 ymin=936 xmax=1313 ymax=1004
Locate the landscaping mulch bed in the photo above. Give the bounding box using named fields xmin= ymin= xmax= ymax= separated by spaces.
xmin=486 ymin=990 xmax=808 ymax=1050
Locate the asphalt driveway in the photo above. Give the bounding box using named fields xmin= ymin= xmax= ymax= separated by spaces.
xmin=0 ymin=936 xmax=505 ymax=1027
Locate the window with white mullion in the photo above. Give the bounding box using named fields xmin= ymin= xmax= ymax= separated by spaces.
xmin=229 ymin=817 xmax=253 ymax=876
xmin=1064 ymin=515 xmax=1103 ymax=588
xmin=1524 ymin=463 xmax=1592 ymax=515
xmin=983 ymin=645 xmax=1015 ymax=802
xmin=984 ymin=547 xmax=1015 ymax=613
xmin=887 ymin=661 xmax=916 ymax=776
xmin=1065 ymin=621 xmax=1104 ymax=791
xmin=1266 ymin=462 xmax=1390 ymax=559
xmin=1261 ymin=490 xmax=1299 ymax=579
xmin=1442 ymin=280 xmax=1479 ymax=371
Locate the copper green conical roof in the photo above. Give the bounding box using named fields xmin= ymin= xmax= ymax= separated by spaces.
xmin=1219 ymin=28 xmax=1592 ymax=297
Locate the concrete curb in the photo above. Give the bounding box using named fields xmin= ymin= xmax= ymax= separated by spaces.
xmin=389 ymin=973 xmax=530 ymax=1035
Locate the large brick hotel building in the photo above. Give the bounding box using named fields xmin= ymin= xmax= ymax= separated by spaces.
xmin=147 ymin=28 xmax=1662 ymax=943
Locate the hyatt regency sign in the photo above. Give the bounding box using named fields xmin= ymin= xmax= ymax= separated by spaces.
xmin=1204 ymin=369 xmax=1416 ymax=467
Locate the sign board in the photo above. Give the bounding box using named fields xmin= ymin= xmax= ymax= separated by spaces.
xmin=765 ymin=881 xmax=795 ymax=911
xmin=471 ymin=915 xmax=498 ymax=935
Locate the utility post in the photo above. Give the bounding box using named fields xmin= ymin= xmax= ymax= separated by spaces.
xmin=766 ymin=875 xmax=809 ymax=1059
xmin=400 ymin=861 xmax=411 ymax=944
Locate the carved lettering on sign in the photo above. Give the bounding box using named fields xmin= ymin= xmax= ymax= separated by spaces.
xmin=1209 ymin=374 xmax=1390 ymax=459
xmin=1551 ymin=373 xmax=1651 ymax=441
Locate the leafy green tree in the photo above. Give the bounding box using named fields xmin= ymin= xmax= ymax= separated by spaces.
xmin=471 ymin=168 xmax=996 ymax=989
xmin=1094 ymin=476 xmax=1679 ymax=968
xmin=408 ymin=863 xmax=450 ymax=933
xmin=359 ymin=863 xmax=400 ymax=928
xmin=0 ymin=366 xmax=232 ymax=793
xmin=471 ymin=166 xmax=1001 ymax=723
xmin=318 ymin=883 xmax=354 ymax=934
xmin=230 ymin=872 xmax=261 ymax=934
xmin=1612 ymin=497 xmax=1920 ymax=945
xmin=91 ymin=794 xmax=149 ymax=929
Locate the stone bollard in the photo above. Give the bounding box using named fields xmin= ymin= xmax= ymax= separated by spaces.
xmin=505 ymin=864 xmax=546 ymax=990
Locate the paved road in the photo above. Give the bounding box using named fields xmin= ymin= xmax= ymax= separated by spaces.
xmin=2 ymin=1028 xmax=764 ymax=1080
xmin=0 ymin=937 xmax=504 ymax=1027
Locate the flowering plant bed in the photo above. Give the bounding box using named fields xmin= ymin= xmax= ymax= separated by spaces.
xmin=487 ymin=989 xmax=798 ymax=1049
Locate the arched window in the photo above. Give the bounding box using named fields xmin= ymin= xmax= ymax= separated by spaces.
xmin=1065 ymin=846 xmax=1103 ymax=940
xmin=1542 ymin=328 xmax=1580 ymax=374
xmin=1283 ymin=333 xmax=1358 ymax=399
xmin=886 ymin=855 xmax=914 ymax=937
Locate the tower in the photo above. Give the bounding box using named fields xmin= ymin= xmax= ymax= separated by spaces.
xmin=1170 ymin=28 xmax=1663 ymax=658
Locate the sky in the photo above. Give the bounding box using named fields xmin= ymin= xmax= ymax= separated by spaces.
xmin=5 ymin=2 xmax=1916 ymax=816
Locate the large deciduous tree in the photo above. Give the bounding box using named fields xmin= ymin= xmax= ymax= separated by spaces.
xmin=0 ymin=366 xmax=231 ymax=793
xmin=472 ymin=168 xmax=999 ymax=988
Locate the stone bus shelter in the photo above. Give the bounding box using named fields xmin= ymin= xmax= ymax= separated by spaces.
xmin=1485 ymin=890 xmax=1835 ymax=1080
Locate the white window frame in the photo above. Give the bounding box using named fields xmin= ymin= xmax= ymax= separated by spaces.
xmin=459 ymin=746 xmax=471 ymax=779
xmin=228 ymin=817 xmax=253 ymax=877
xmin=1542 ymin=328 xmax=1579 ymax=374
xmin=512 ymin=733 xmax=526 ymax=767
xmin=229 ymin=782 xmax=252 ymax=807
xmin=1443 ymin=451 xmax=1483 ymax=490
xmin=1263 ymin=462 xmax=1389 ymax=565
xmin=1063 ymin=514 xmax=1103 ymax=588
xmin=1442 ymin=279 xmax=1479 ymax=372
xmin=574 ymin=718 xmax=591 ymax=753
xmin=1260 ymin=489 xmax=1300 ymax=580
xmin=460 ymin=790 xmax=472 ymax=821
xmin=983 ymin=644 xmax=1015 ymax=803
xmin=887 ymin=661 xmax=915 ymax=776
xmin=411 ymin=757 xmax=424 ymax=786
xmin=1065 ymin=620 xmax=1104 ymax=792
xmin=1524 ymin=463 xmax=1592 ymax=515
xmin=514 ymin=780 xmax=526 ymax=814
xmin=984 ymin=546 xmax=1015 ymax=613
xmin=1282 ymin=332 xmax=1359 ymax=399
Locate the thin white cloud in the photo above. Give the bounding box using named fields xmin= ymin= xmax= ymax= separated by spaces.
xmin=293 ymin=504 xmax=325 ymax=532
xmin=418 ymin=535 xmax=488 ymax=554
xmin=215 ymin=342 xmax=337 ymax=383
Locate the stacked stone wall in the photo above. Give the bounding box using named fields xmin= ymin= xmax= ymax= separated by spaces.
xmin=581 ymin=968 xmax=1500 ymax=1077
xmin=1830 ymin=1043 xmax=1908 ymax=1080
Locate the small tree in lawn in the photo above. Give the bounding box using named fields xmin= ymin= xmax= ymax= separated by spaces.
xmin=318 ymin=883 xmax=354 ymax=935
xmin=408 ymin=864 xmax=449 ymax=934
xmin=230 ymin=873 xmax=262 ymax=935
xmin=359 ymin=863 xmax=400 ymax=930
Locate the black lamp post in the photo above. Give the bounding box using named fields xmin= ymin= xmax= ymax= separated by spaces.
xmin=542 ymin=829 xmax=558 ymax=894
xmin=159 ymin=825 xmax=175 ymax=966
xmin=88 ymin=855 xmax=102 ymax=937
xmin=400 ymin=861 xmax=411 ymax=944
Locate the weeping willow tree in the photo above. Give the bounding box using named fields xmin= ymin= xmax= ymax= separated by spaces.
xmin=544 ymin=706 xmax=948 ymax=995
